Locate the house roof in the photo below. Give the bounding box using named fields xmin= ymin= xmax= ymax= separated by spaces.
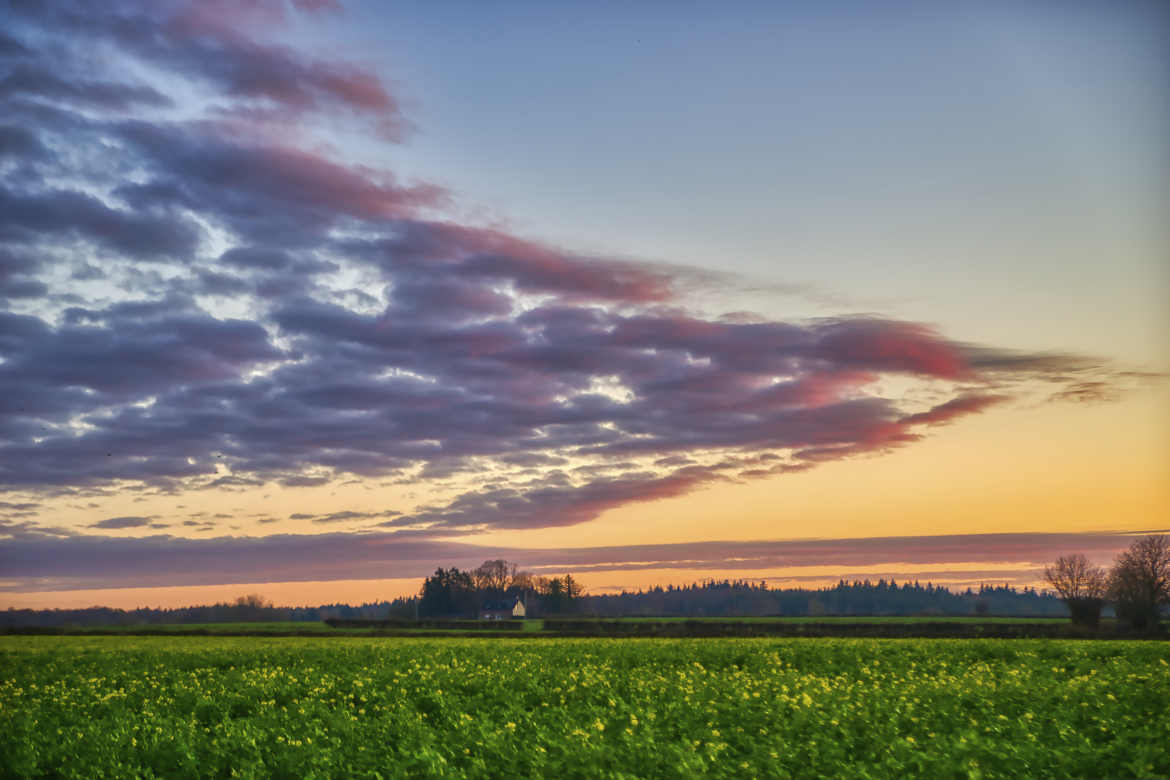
xmin=480 ymin=599 xmax=521 ymax=611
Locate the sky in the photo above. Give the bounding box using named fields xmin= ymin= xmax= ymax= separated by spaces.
xmin=1 ymin=0 xmax=1167 ymax=609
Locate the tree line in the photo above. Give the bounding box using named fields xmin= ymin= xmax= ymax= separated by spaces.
xmin=0 ymin=593 xmax=417 ymax=628
xmin=8 ymin=538 xmax=1164 ymax=628
xmin=1045 ymin=534 xmax=1170 ymax=630
xmin=576 ymin=579 xmax=1065 ymax=618
xmin=6 ymin=574 xmax=1072 ymax=627
xmin=416 ymin=561 xmax=1066 ymax=619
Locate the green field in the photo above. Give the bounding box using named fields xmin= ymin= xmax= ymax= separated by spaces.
xmin=573 ymin=616 xmax=1070 ymax=624
xmin=11 ymin=615 xmax=1072 ymax=637
xmin=2 ymin=637 xmax=1167 ymax=778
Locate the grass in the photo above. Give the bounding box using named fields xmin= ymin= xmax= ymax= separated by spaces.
xmin=7 ymin=615 xmax=1109 ymax=641
xmin=38 ymin=615 xmax=1071 ymax=633
xmin=566 ymin=615 xmax=1071 ymax=624
xmin=2 ymin=635 xmax=1167 ymax=778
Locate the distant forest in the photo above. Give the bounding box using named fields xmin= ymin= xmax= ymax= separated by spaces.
xmin=581 ymin=579 xmax=1066 ymax=618
xmin=2 ymin=578 xmax=1068 ymax=627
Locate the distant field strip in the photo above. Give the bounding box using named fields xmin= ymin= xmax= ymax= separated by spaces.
xmin=6 ymin=616 xmax=1116 ymax=641
xmin=2 ymin=637 xmax=1167 ymax=778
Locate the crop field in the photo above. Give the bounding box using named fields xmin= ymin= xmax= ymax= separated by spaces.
xmin=609 ymin=616 xmax=1069 ymax=624
xmin=2 ymin=637 xmax=1168 ymax=778
xmin=11 ymin=616 xmax=1069 ymax=634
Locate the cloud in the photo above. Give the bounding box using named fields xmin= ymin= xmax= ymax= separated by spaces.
xmin=1047 ymin=381 xmax=1121 ymax=404
xmin=2 ymin=307 xmax=282 ymax=399
xmin=386 ymin=467 xmax=730 ymax=530
xmin=900 ymin=394 xmax=1008 ymax=426
xmin=0 ymin=124 xmax=49 ymax=160
xmin=7 ymin=0 xmax=406 ymax=136
xmin=311 ymin=510 xmax=396 ymax=524
xmin=113 ymin=123 xmax=445 ymax=247
xmin=0 ymin=519 xmax=73 ymax=539
xmin=0 ymin=501 xmax=40 ymax=512
xmin=0 ymin=65 xmax=172 ymax=110
xmin=0 ymin=31 xmax=31 ymax=57
xmin=812 ymin=318 xmax=970 ymax=379
xmin=89 ymin=516 xmax=153 ymax=529
xmin=0 ymin=529 xmax=1147 ymax=592
xmin=0 ymin=0 xmax=1150 ymax=537
xmin=0 ymin=186 xmax=202 ymax=260
xmin=279 ymin=475 xmax=333 ymax=488
xmin=288 ymin=509 xmax=402 ymax=524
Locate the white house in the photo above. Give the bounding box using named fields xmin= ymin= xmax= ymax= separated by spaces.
xmin=480 ymin=597 xmax=526 ymax=620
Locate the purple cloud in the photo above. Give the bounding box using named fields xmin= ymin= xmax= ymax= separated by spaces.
xmin=0 ymin=65 xmax=172 ymax=110
xmin=8 ymin=0 xmax=404 ymax=134
xmin=0 ymin=0 xmax=1149 ymax=538
xmin=0 ymin=186 xmax=202 ymax=260
xmin=89 ymin=516 xmax=153 ymax=529
xmin=0 ymin=529 xmax=1152 ymax=592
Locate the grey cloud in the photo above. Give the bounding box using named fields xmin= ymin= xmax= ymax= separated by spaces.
xmin=89 ymin=515 xmax=152 ymax=529
xmin=312 ymin=510 xmax=388 ymax=524
xmin=0 ymin=501 xmax=40 ymax=511
xmin=0 ymin=277 xmax=48 ymax=298
xmin=279 ymin=475 xmax=332 ymax=488
xmin=0 ymin=124 xmax=48 ymax=159
xmin=0 ymin=31 xmax=32 ymax=58
xmin=387 ymin=466 xmax=731 ymax=531
xmin=0 ymin=65 xmax=172 ymax=110
xmin=0 ymin=529 xmax=1146 ymax=592
xmin=0 ymin=186 xmax=202 ymax=260
xmin=113 ymin=122 xmax=442 ymax=247
xmin=70 ymin=264 xmax=106 ymax=280
xmin=5 ymin=0 xmax=406 ymax=133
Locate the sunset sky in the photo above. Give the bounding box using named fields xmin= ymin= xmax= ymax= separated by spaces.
xmin=1 ymin=0 xmax=1167 ymax=609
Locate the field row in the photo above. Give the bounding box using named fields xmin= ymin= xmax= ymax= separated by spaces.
xmin=9 ymin=615 xmax=1112 ymax=641
xmin=2 ymin=636 xmax=1168 ymax=778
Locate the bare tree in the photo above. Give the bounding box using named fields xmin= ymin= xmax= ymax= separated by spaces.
xmin=473 ymin=559 xmax=515 ymax=593
xmin=1044 ymin=554 xmax=1107 ymax=600
xmin=1044 ymin=554 xmax=1107 ymax=627
xmin=511 ymin=570 xmax=535 ymax=592
xmin=1109 ymin=535 xmax=1170 ymax=630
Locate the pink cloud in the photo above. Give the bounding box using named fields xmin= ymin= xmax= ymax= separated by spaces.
xmin=368 ymin=221 xmax=678 ymax=302
xmin=815 ymin=319 xmax=970 ymax=379
xmin=141 ymin=1 xmax=407 ymax=136
xmin=255 ymin=145 xmax=444 ymax=220
xmin=753 ymin=371 xmax=878 ymax=410
xmin=901 ymin=394 xmax=1008 ymax=426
